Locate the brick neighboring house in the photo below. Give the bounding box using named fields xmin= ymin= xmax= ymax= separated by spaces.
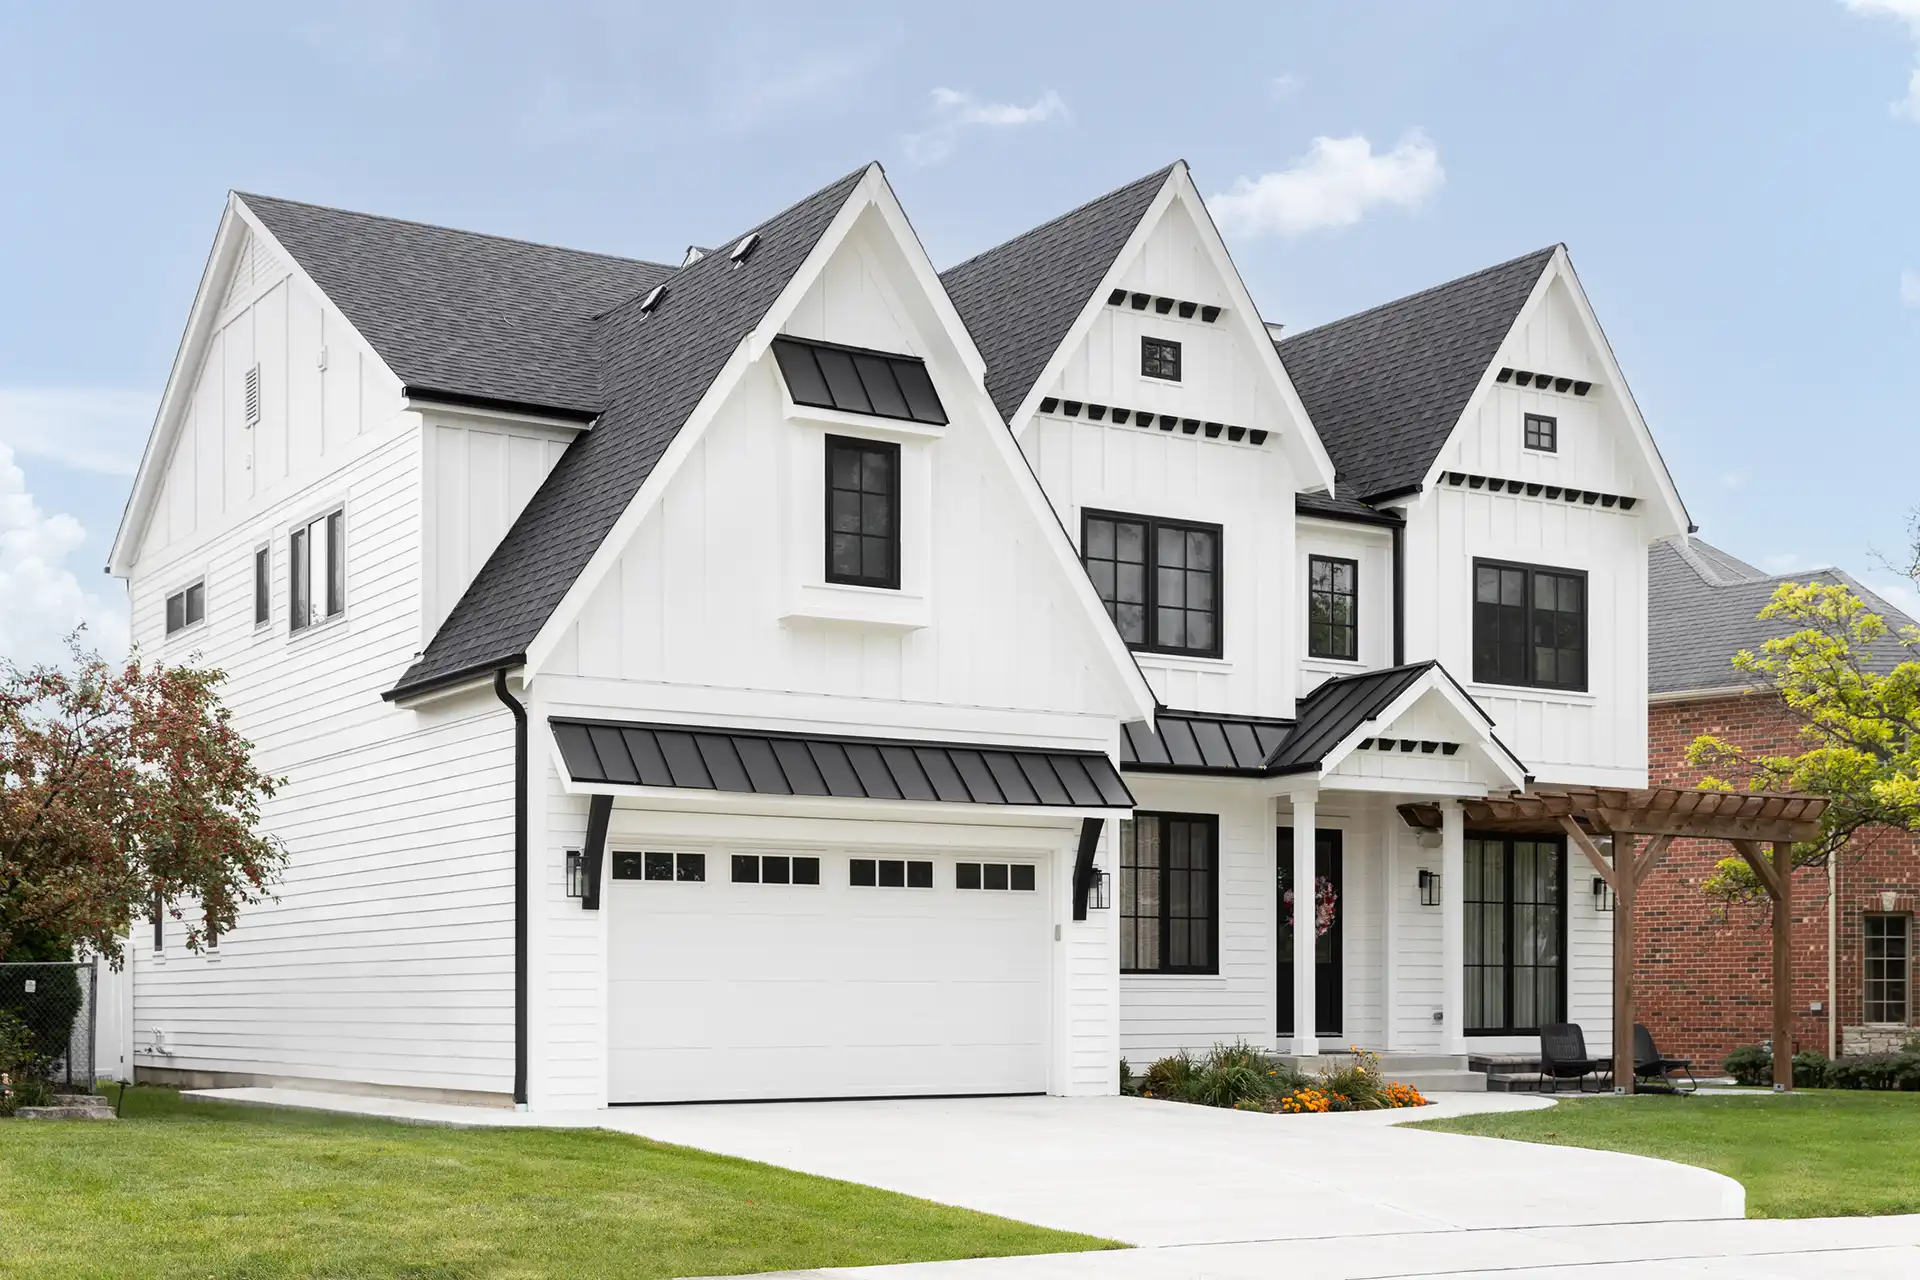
xmin=1639 ymin=537 xmax=1920 ymax=1069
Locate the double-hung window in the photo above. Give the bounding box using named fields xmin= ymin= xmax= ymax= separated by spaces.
xmin=290 ymin=510 xmax=345 ymax=633
xmin=1119 ymin=813 xmax=1217 ymax=974
xmin=825 ymin=435 xmax=899 ymax=589
xmin=1082 ymin=510 xmax=1222 ymax=657
xmin=1472 ymin=559 xmax=1586 ymax=690
xmin=1865 ymin=915 xmax=1911 ymax=1024
xmin=1307 ymin=555 xmax=1358 ymax=660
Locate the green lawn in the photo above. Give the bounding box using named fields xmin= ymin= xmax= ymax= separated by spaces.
xmin=0 ymin=1088 xmax=1116 ymax=1280
xmin=1414 ymin=1090 xmax=1920 ymax=1218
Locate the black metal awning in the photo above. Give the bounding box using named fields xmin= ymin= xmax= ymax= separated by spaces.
xmin=551 ymin=718 xmax=1133 ymax=809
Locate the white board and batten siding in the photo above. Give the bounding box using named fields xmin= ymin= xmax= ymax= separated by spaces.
xmin=1296 ymin=518 xmax=1394 ymax=698
xmin=1403 ymin=274 xmax=1652 ymax=786
xmin=1020 ymin=195 xmax=1311 ymax=720
xmin=122 ymin=239 xmax=523 ymax=1101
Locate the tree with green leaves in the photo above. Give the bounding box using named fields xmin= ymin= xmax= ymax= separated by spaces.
xmin=1688 ymin=562 xmax=1920 ymax=899
xmin=1 ymin=639 xmax=285 ymax=962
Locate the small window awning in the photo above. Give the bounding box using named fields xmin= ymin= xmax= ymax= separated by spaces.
xmin=772 ymin=336 xmax=949 ymax=425
xmin=551 ymin=718 xmax=1132 ymax=809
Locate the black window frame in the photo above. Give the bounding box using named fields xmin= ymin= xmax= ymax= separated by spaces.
xmin=1524 ymin=412 xmax=1558 ymax=452
xmin=824 ymin=435 xmax=901 ymax=590
xmin=1141 ymin=336 xmax=1182 ymax=382
xmin=956 ymin=861 xmax=1037 ymax=892
xmin=1307 ymin=554 xmax=1359 ymax=661
xmin=1865 ymin=914 xmax=1911 ymax=1025
xmin=1119 ymin=812 xmax=1219 ymax=975
xmin=1081 ymin=508 xmax=1223 ymax=659
xmin=164 ymin=579 xmax=206 ymax=637
xmin=1472 ymin=558 xmax=1588 ymax=692
xmin=849 ymin=857 xmax=933 ymax=889
xmin=612 ymin=851 xmax=705 ymax=882
xmin=1463 ymin=833 xmax=1567 ymax=1036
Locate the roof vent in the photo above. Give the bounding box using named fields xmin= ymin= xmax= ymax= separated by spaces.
xmin=729 ymin=232 xmax=761 ymax=265
xmin=1263 ymin=321 xmax=1286 ymax=342
xmin=681 ymin=245 xmax=707 ymax=266
xmin=639 ymin=284 xmax=668 ymax=315
xmin=244 ymin=364 xmax=261 ymax=428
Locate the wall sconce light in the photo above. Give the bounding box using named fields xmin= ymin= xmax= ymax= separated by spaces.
xmin=1087 ymin=867 xmax=1112 ymax=911
xmin=1592 ymin=876 xmax=1614 ymax=913
xmin=565 ymin=851 xmax=585 ymax=899
xmin=1418 ymin=869 xmax=1442 ymax=907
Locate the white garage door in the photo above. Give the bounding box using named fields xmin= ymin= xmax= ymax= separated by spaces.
xmin=608 ymin=849 xmax=1052 ymax=1104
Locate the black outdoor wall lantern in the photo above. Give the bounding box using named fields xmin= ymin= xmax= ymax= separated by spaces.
xmin=1418 ymin=868 xmax=1442 ymax=907
xmin=565 ymin=851 xmax=586 ymax=899
xmin=1086 ymin=866 xmax=1111 ymax=911
xmin=1593 ymin=876 xmax=1615 ymax=912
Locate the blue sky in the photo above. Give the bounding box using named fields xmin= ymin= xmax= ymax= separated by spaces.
xmin=3 ymin=0 xmax=1917 ymax=665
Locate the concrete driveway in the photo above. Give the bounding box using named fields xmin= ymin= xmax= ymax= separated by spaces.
xmin=611 ymin=1093 xmax=1742 ymax=1247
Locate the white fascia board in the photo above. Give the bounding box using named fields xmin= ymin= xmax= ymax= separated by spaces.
xmin=1316 ymin=669 xmax=1530 ymax=791
xmin=1411 ymin=247 xmax=1690 ymax=538
xmin=109 ymin=194 xmax=404 ymax=577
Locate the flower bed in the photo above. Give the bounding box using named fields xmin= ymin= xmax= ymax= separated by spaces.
xmin=1123 ymin=1043 xmax=1430 ymax=1114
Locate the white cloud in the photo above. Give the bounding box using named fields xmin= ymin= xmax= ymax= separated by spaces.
xmin=1270 ymin=73 xmax=1302 ymax=100
xmin=1901 ymin=268 xmax=1920 ymax=306
xmin=1843 ymin=0 xmax=1920 ymax=119
xmin=1208 ymin=131 xmax=1444 ymax=239
xmin=902 ymin=88 xmax=1068 ymax=165
xmin=0 ymin=441 xmax=126 ymax=669
xmin=0 ymin=387 xmax=151 ymax=476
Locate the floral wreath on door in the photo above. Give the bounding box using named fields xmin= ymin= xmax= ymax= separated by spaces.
xmin=1283 ymin=876 xmax=1338 ymax=937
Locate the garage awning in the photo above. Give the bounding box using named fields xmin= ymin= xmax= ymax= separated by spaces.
xmin=551 ymin=718 xmax=1134 ymax=809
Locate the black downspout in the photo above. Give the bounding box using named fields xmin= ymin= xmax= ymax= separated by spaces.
xmin=493 ymin=669 xmax=529 ymax=1107
xmin=1390 ymin=519 xmax=1406 ymax=668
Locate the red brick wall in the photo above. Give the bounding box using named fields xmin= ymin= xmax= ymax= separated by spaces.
xmin=1641 ymin=692 xmax=1920 ymax=1069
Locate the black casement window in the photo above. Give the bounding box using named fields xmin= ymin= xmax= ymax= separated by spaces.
xmin=1524 ymin=413 xmax=1557 ymax=452
xmin=1141 ymin=336 xmax=1182 ymax=381
xmin=1119 ymin=813 xmax=1217 ymax=974
xmin=253 ymin=546 xmax=270 ymax=627
xmin=1865 ymin=915 xmax=1911 ymax=1024
xmin=1464 ymin=835 xmax=1565 ymax=1035
xmin=1082 ymin=510 xmax=1222 ymax=657
xmin=1307 ymin=555 xmax=1358 ymax=660
xmin=1472 ymin=559 xmax=1587 ymax=691
xmin=825 ymin=435 xmax=899 ymax=589
xmin=164 ymin=580 xmax=206 ymax=636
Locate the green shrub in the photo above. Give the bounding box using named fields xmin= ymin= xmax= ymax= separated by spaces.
xmin=1139 ymin=1041 xmax=1304 ymax=1108
xmin=1141 ymin=1050 xmax=1197 ymax=1101
xmin=1792 ymin=1051 xmax=1831 ymax=1089
xmin=1724 ymin=1044 xmax=1772 ymax=1087
xmin=1316 ymin=1047 xmax=1387 ymax=1111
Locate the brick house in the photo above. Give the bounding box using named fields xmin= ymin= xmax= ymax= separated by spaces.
xmin=1639 ymin=537 xmax=1919 ymax=1068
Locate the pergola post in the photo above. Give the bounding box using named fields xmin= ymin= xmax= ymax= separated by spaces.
xmin=1773 ymin=839 xmax=1793 ymax=1091
xmin=1613 ymin=835 xmax=1637 ymax=1094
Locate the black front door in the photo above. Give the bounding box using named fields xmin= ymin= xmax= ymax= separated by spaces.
xmin=1277 ymin=827 xmax=1342 ymax=1038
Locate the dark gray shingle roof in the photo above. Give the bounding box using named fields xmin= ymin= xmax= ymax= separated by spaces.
xmin=391 ymin=167 xmax=868 ymax=695
xmin=239 ymin=193 xmax=674 ymax=416
xmin=1649 ymin=538 xmax=1918 ymax=696
xmin=1276 ymin=247 xmax=1556 ymax=502
xmin=939 ymin=165 xmax=1174 ymax=422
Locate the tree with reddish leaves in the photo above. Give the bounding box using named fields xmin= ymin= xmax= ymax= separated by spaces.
xmin=1 ymin=640 xmax=284 ymax=962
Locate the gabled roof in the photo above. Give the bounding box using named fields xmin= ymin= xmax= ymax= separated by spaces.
xmin=1650 ymin=537 xmax=1919 ymax=697
xmin=1268 ymin=662 xmax=1446 ymax=772
xmin=239 ymin=193 xmax=674 ymax=416
xmin=390 ymin=167 xmax=868 ymax=696
xmin=939 ymin=165 xmax=1174 ymax=422
xmin=1277 ymin=247 xmax=1557 ymax=503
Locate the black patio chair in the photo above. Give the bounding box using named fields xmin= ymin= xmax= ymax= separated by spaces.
xmin=1633 ymin=1023 xmax=1698 ymax=1094
xmin=1539 ymin=1022 xmax=1610 ymax=1093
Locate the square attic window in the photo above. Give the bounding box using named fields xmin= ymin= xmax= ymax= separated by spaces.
xmin=772 ymin=337 xmax=948 ymax=425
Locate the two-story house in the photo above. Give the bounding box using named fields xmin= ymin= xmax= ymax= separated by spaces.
xmin=108 ymin=159 xmax=1688 ymax=1109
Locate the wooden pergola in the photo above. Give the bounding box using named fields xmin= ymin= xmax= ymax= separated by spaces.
xmin=1401 ymin=787 xmax=1828 ymax=1092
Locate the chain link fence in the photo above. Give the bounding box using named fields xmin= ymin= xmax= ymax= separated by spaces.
xmin=0 ymin=961 xmax=97 ymax=1090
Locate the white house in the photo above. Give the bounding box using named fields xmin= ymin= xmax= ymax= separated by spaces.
xmin=108 ymin=159 xmax=1689 ymax=1109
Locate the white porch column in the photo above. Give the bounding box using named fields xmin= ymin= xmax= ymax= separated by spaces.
xmin=1440 ymin=799 xmax=1466 ymax=1055
xmin=1291 ymin=788 xmax=1318 ymax=1058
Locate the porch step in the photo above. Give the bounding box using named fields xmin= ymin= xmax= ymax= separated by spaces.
xmin=1278 ymin=1053 xmax=1487 ymax=1092
xmin=1392 ymin=1069 xmax=1486 ymax=1094
xmin=14 ymin=1099 xmax=116 ymax=1120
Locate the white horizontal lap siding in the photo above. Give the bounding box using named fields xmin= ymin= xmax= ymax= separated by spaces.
xmin=1387 ymin=819 xmax=1445 ymax=1051
xmin=1568 ymin=869 xmax=1615 ymax=1056
xmin=126 ymin=263 xmax=518 ymax=1097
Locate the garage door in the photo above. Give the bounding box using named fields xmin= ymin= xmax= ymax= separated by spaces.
xmin=608 ymin=849 xmax=1052 ymax=1103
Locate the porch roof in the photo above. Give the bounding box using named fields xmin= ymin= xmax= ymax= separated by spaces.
xmin=551 ymin=717 xmax=1134 ymax=809
xmin=1396 ymin=785 xmax=1828 ymax=844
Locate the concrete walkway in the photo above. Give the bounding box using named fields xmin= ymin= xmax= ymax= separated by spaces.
xmin=187 ymin=1087 xmax=1741 ymax=1248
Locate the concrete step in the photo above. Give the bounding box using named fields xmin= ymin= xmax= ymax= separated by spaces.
xmin=1486 ymin=1071 xmax=1546 ymax=1093
xmin=1374 ymin=1055 xmax=1473 ymax=1073
xmin=14 ymin=1103 xmax=116 ymax=1120
xmin=1391 ymin=1069 xmax=1487 ymax=1093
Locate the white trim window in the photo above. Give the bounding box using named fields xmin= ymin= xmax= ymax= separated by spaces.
xmin=164 ymin=580 xmax=206 ymax=636
xmin=290 ymin=509 xmax=345 ymax=633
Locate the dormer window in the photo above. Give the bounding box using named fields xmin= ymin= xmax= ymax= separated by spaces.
xmin=825 ymin=436 xmax=899 ymax=589
xmin=1141 ymin=336 xmax=1182 ymax=382
xmin=1524 ymin=413 xmax=1557 ymax=452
